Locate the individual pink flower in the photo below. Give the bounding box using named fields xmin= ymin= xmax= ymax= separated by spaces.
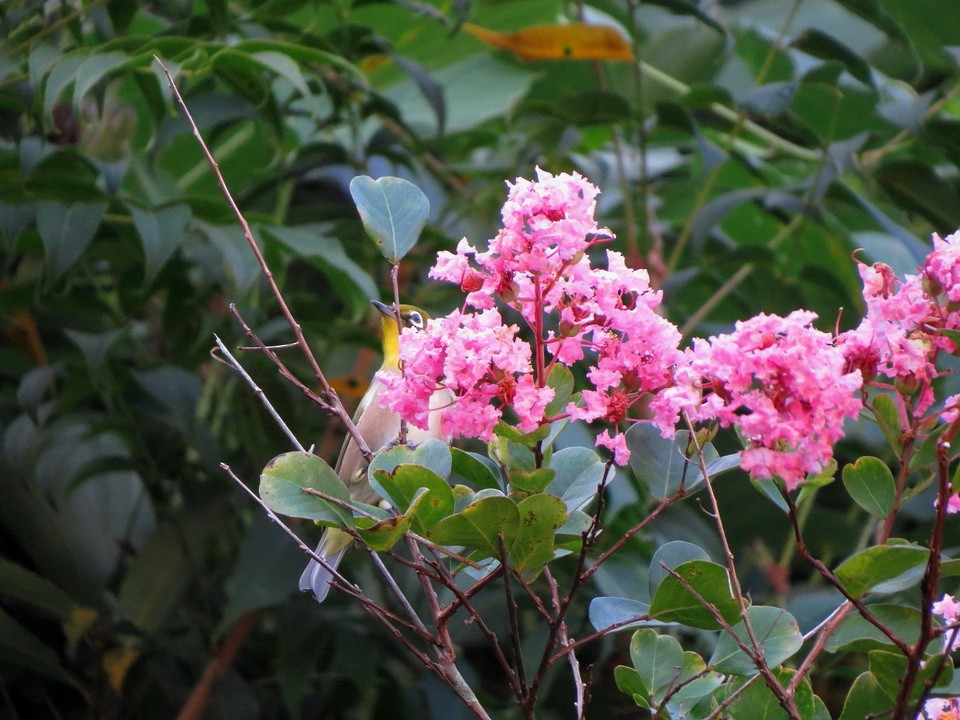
xmin=922 ymin=697 xmax=960 ymax=720
xmin=947 ymin=494 xmax=960 ymax=515
xmin=654 ymin=311 xmax=863 ymax=490
xmin=596 ymin=430 xmax=629 ymax=466
xmin=933 ymin=594 xmax=960 ymax=653
xmin=943 ymin=394 xmax=960 ymax=425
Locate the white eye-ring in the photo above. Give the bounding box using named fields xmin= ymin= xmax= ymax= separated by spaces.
xmin=407 ymin=311 xmax=424 ymax=329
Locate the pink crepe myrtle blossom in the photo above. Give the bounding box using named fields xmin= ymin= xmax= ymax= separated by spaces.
xmin=933 ymin=594 xmax=960 ymax=653
xmin=926 ymin=229 xmax=960 ymax=304
xmin=922 ymin=697 xmax=960 ymax=720
xmin=398 ymin=169 xmax=680 ymax=464
xmin=376 ymin=308 xmax=553 ymax=441
xmin=651 ymin=311 xmax=863 ymax=490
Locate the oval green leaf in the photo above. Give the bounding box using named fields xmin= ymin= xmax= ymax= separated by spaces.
xmin=509 ymin=493 xmax=567 ymax=573
xmin=842 ymin=456 xmax=896 ymax=517
xmin=630 ymin=628 xmax=684 ymax=697
xmin=834 ymin=544 xmax=929 ymax=598
xmin=710 ymin=606 xmax=803 ymax=676
xmin=428 ymin=496 xmax=520 ymax=557
xmin=370 ymin=464 xmax=454 ymax=534
xmin=349 ymin=175 xmax=429 ymax=263
xmin=648 ymin=560 xmax=741 ymax=630
xmin=648 ymin=540 xmax=711 ymax=599
xmin=259 ymin=451 xmax=352 ymax=526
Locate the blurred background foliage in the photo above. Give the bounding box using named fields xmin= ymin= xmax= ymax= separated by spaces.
xmin=0 ymin=0 xmax=959 ymax=718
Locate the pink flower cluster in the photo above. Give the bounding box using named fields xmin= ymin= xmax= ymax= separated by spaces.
xmin=650 ymin=311 xmax=863 ymax=490
xmin=837 ymin=230 xmax=960 ymax=414
xmin=377 ymin=308 xmax=553 ymax=441
xmin=380 ymin=168 xmax=681 ymax=463
xmin=916 ymin=593 xmax=960 ymax=718
xmin=933 ymin=594 xmax=960 ymax=652
xmin=379 ymin=169 xmax=960 ymax=482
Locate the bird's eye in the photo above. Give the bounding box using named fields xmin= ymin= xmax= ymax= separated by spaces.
xmin=407 ymin=311 xmax=424 ymax=329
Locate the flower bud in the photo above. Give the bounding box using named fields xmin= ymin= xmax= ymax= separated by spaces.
xmin=894 ymin=373 xmax=921 ymax=397
xmin=922 ymin=271 xmax=945 ymax=298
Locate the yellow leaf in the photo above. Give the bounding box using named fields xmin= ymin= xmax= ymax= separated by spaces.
xmin=103 ymin=645 xmax=140 ymax=692
xmin=63 ymin=606 xmax=97 ymax=649
xmin=463 ymin=22 xmax=633 ymax=62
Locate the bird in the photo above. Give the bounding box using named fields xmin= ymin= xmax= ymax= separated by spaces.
xmin=299 ymin=300 xmax=447 ymax=602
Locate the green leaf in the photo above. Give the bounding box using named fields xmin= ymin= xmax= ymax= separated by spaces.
xmin=791 ymin=29 xmax=873 ymax=86
xmin=648 ymin=560 xmax=742 ymax=630
xmin=72 ymin=52 xmax=130 ymax=108
xmin=589 ymin=597 xmax=664 ymax=633
xmin=909 ymin=423 xmax=948 ymax=471
xmin=842 ymin=456 xmax=896 ymax=517
xmin=626 ymin=423 xmax=719 ymax=500
xmin=36 ymin=201 xmax=108 ymax=280
xmin=368 ymin=438 xmax=452 ymax=481
xmin=259 ymin=451 xmax=352 ymax=526
xmin=356 ymin=489 xmax=428 ymax=551
xmin=648 ymin=540 xmax=711 ymax=598
xmin=869 ymin=649 xmax=954 ymax=703
xmin=544 ymin=364 xmax=575 ymax=418
xmin=630 ymin=628 xmax=684 ymax=697
xmin=710 ymin=606 xmax=803 ymax=676
xmin=370 ymin=464 xmax=454 ymax=534
xmin=348 ymin=175 xmax=429 ymax=263
xmin=825 ymin=604 xmax=922 ymax=654
xmin=508 ymin=467 xmax=555 ymax=493
xmin=428 ymin=496 xmax=520 ymax=557
xmin=871 ymin=394 xmax=903 ymax=454
xmin=834 ymin=544 xmax=929 ymax=598
xmin=129 ymin=203 xmax=191 ymax=284
xmin=838 ymin=672 xmax=893 ymax=720
xmin=509 ymin=493 xmax=567 ymax=573
xmin=0 ymin=558 xmax=78 ymax=620
xmin=724 ymin=668 xmax=814 ymax=720
xmin=451 ymin=448 xmax=502 ymax=491
xmin=545 ymin=446 xmax=606 ymax=511
xmin=613 ymin=665 xmax=650 ymax=707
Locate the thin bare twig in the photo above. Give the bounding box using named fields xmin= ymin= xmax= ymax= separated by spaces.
xmin=499 ymin=535 xmax=529 ymax=704
xmin=213 ymin=335 xmax=305 ymax=452
xmin=156 ymin=59 xmax=373 ymax=462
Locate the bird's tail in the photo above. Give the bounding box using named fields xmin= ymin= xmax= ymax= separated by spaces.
xmin=299 ymin=528 xmax=351 ymax=602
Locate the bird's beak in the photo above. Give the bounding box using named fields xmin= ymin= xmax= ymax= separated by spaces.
xmin=371 ymin=300 xmax=396 ymax=319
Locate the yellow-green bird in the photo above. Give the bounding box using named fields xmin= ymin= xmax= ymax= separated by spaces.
xmin=299 ymin=300 xmax=447 ymax=602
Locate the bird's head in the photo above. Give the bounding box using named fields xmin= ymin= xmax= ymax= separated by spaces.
xmin=372 ymin=300 xmax=430 ymax=370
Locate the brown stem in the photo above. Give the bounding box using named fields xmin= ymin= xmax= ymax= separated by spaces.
xmin=175 ymin=611 xmax=261 ymax=720
xmin=891 ymin=419 xmax=960 ymax=719
xmin=499 ymin=535 xmax=529 ymax=705
xmin=783 ymin=492 xmax=911 ymax=656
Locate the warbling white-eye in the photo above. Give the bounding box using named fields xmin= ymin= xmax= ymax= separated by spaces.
xmin=299 ymin=300 xmax=447 ymax=601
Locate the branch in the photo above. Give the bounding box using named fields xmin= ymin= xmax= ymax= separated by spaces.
xmin=782 ymin=491 xmax=911 ymax=656
xmin=156 ymin=59 xmax=373 ymax=463
xmin=212 ymin=335 xmax=305 ymax=452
